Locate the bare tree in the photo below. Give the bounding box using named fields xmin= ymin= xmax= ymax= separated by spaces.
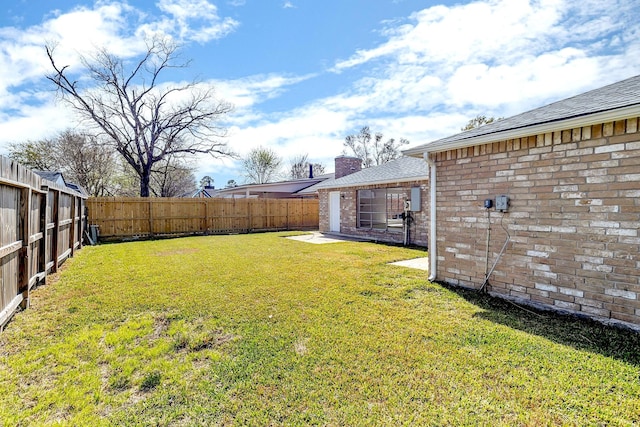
xmin=343 ymin=126 xmax=409 ymax=168
xmin=289 ymin=153 xmax=326 ymax=179
xmin=96 ymin=154 xmax=197 ymax=197
xmin=55 ymin=131 xmax=118 ymax=196
xmin=149 ymin=155 xmax=197 ymax=197
xmin=9 ymin=130 xmax=117 ymax=196
xmin=110 ymin=163 xmax=141 ymax=197
xmin=45 ymin=37 xmax=234 ymax=197
xmin=242 ymin=146 xmax=282 ymax=184
xmin=461 ymin=115 xmax=502 ymax=131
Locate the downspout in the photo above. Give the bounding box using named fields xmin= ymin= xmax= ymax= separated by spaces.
xmin=424 ymin=153 xmax=437 ymax=282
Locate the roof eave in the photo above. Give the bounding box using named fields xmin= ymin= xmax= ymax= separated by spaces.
xmin=404 ymin=104 xmax=640 ymax=157
xmin=317 ymin=175 xmax=427 ymax=190
xmin=215 ymin=178 xmax=325 ymax=194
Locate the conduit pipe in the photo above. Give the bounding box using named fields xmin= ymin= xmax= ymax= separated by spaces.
xmin=484 ymin=208 xmax=491 ymax=282
xmin=424 ymin=153 xmax=437 ymax=282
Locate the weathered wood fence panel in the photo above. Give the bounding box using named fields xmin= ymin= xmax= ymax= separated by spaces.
xmin=87 ymin=197 xmax=319 ymax=240
xmin=0 ymin=156 xmax=87 ymax=329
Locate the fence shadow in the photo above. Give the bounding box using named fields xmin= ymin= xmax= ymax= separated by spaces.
xmin=442 ymin=284 xmax=640 ymax=366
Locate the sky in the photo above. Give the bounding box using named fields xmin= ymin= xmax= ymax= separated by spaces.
xmin=0 ymin=0 xmax=639 ymax=188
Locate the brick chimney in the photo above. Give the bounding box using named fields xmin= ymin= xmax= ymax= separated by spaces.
xmin=334 ymin=155 xmax=362 ymax=179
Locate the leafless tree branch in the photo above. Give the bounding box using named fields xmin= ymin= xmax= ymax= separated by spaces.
xmin=45 ymin=37 xmax=233 ymax=196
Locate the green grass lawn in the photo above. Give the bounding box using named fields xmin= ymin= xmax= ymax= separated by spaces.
xmin=1 ymin=232 xmax=639 ymax=426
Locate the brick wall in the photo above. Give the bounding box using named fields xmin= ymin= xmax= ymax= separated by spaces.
xmin=433 ymin=117 xmax=640 ymax=328
xmin=319 ymin=181 xmax=429 ymax=247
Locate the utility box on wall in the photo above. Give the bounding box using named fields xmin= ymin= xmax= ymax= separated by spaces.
xmin=496 ymin=195 xmax=509 ymax=212
xmin=410 ymin=187 xmax=421 ymax=211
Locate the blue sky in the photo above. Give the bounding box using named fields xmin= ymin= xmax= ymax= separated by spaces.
xmin=0 ymin=0 xmax=638 ymax=188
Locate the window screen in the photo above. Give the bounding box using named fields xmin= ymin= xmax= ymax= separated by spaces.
xmin=357 ymin=188 xmax=405 ymax=233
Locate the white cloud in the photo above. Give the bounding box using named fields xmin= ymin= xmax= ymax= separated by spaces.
xmin=197 ymin=0 xmax=640 ymax=182
xmin=0 ymin=98 xmax=77 ymax=147
xmin=2 ymin=0 xmax=639 ymax=186
xmin=0 ymin=0 xmax=239 ymax=153
xmin=0 ymin=3 xmax=142 ymax=101
xmin=213 ymin=73 xmax=316 ymax=112
xmin=331 ymin=0 xmax=640 ymax=117
xmin=333 ymin=0 xmax=566 ymax=71
xmin=144 ymin=0 xmax=239 ymax=43
xmin=193 ymin=94 xmax=356 ymax=179
xmin=0 ymin=1 xmax=237 ymax=94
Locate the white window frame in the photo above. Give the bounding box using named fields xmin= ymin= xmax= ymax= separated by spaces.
xmin=357 ymin=188 xmax=405 ymax=233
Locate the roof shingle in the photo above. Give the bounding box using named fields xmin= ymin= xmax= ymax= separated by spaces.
xmin=314 ymin=156 xmax=428 ymax=190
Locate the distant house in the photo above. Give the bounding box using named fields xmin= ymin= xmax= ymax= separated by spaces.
xmin=205 ymin=174 xmax=333 ymax=199
xmin=404 ymin=74 xmax=640 ymax=329
xmin=315 ymin=155 xmax=429 ymax=246
xmin=33 ymin=171 xmax=88 ymax=196
xmin=191 ymin=185 xmax=218 ymax=198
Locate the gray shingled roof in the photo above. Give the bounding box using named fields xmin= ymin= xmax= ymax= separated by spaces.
xmin=314 ymin=156 xmax=428 ymax=190
xmin=405 ymin=74 xmax=640 ymax=154
xmin=34 ymin=170 xmax=65 ymax=184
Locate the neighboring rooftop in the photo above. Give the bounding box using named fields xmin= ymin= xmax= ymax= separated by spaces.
xmin=313 ymin=156 xmax=428 ymax=190
xmin=33 ymin=170 xmax=66 ymax=185
xmin=191 ymin=186 xmax=219 ymax=198
xmin=209 ymin=174 xmax=333 ymax=198
xmin=33 ymin=170 xmax=88 ymax=196
xmin=405 ymin=74 xmax=640 ymax=155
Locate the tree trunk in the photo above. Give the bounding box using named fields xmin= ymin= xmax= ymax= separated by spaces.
xmin=140 ymin=168 xmax=151 ymax=197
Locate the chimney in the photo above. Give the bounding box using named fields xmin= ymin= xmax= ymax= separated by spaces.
xmin=309 ymin=163 xmax=313 ymax=179
xmin=334 ymin=155 xmax=362 ymax=179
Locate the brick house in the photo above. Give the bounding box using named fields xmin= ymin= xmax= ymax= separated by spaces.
xmin=315 ymin=155 xmax=429 ymax=246
xmin=404 ymin=74 xmax=640 ymax=329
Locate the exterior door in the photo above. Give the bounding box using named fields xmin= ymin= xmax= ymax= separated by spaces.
xmin=329 ymin=191 xmax=341 ymax=233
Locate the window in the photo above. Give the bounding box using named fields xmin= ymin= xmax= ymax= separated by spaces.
xmin=357 ymin=188 xmax=405 ymax=233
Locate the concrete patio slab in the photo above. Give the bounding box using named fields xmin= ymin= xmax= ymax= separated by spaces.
xmin=389 ymin=257 xmax=429 ymax=271
xmin=285 ymin=231 xmax=363 ymax=244
xmin=287 ymin=232 xmax=428 ymax=271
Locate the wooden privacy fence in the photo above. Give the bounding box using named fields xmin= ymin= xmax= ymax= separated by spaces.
xmin=87 ymin=197 xmax=319 ymax=240
xmin=0 ymin=156 xmax=87 ymax=328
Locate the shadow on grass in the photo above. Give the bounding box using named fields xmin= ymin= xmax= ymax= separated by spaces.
xmin=441 ymin=283 xmax=640 ymax=366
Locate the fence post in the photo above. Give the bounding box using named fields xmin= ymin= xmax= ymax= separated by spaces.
xmin=78 ymin=198 xmax=84 ymax=249
xmin=51 ymin=189 xmax=60 ymax=273
xmin=148 ymin=198 xmax=154 ymax=238
xmin=39 ymin=186 xmax=48 ymax=284
xmin=286 ymin=200 xmax=290 ymax=230
xmin=203 ymin=200 xmax=209 ymax=235
xmin=69 ymin=195 xmax=76 ymax=256
xmin=18 ymin=187 xmax=31 ymax=309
